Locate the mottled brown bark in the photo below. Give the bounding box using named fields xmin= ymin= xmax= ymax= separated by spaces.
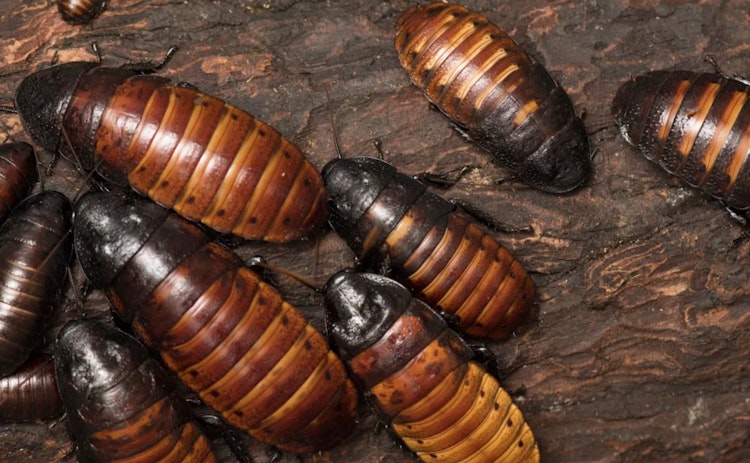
xmin=0 ymin=1 xmax=747 ymax=462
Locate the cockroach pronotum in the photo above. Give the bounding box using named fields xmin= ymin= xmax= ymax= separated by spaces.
xmin=55 ymin=319 xmax=219 ymax=462
xmin=0 ymin=191 xmax=73 ymax=376
xmin=613 ymin=69 xmax=750 ymax=212
xmin=14 ymin=58 xmax=327 ymax=242
xmin=0 ymin=354 xmax=61 ymax=422
xmin=0 ymin=142 xmax=38 ymax=225
xmin=395 ymin=2 xmax=591 ymax=193
xmin=325 ymin=271 xmax=540 ymax=463
xmin=323 ymin=156 xmax=535 ymax=340
xmin=57 ymin=0 xmax=107 ymax=25
xmin=73 ymin=191 xmax=358 ymax=453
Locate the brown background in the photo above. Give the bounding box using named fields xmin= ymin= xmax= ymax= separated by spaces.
xmin=0 ymin=0 xmax=748 ymax=462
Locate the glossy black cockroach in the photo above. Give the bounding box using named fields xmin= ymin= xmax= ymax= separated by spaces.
xmin=55 ymin=319 xmax=219 ymax=462
xmin=613 ymin=69 xmax=750 ymax=211
xmin=0 ymin=354 xmax=61 ymax=423
xmin=57 ymin=0 xmax=106 ymax=25
xmin=323 ymin=156 xmax=535 ymax=340
xmin=325 ymin=271 xmax=540 ymax=463
xmin=0 ymin=142 xmax=38 ymax=225
xmin=14 ymin=56 xmax=327 ymax=242
xmin=395 ymin=2 xmax=591 ymax=193
xmin=0 ymin=191 xmax=73 ymax=376
xmin=73 ymin=191 xmax=358 ymax=453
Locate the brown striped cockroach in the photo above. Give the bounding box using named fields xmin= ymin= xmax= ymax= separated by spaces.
xmin=55 ymin=319 xmax=219 ymax=462
xmin=57 ymin=0 xmax=106 ymax=25
xmin=0 ymin=191 xmax=73 ymax=376
xmin=15 ymin=56 xmax=327 ymax=242
xmin=395 ymin=2 xmax=591 ymax=193
xmin=0 ymin=142 xmax=38 ymax=225
xmin=0 ymin=354 xmax=61 ymax=423
xmin=323 ymin=156 xmax=535 ymax=340
xmin=325 ymin=271 xmax=540 ymax=463
xmin=613 ymin=69 xmax=750 ymax=212
xmin=73 ymin=190 xmax=358 ymax=453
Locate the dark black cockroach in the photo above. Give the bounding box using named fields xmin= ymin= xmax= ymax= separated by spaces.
xmin=73 ymin=191 xmax=358 ymax=453
xmin=57 ymin=0 xmax=106 ymax=25
xmin=395 ymin=2 xmax=591 ymax=193
xmin=15 ymin=58 xmax=327 ymax=242
xmin=0 ymin=142 xmax=38 ymax=225
xmin=55 ymin=319 xmax=219 ymax=462
xmin=613 ymin=69 xmax=750 ymax=211
xmin=0 ymin=354 xmax=61 ymax=422
xmin=323 ymin=156 xmax=535 ymax=340
xmin=325 ymin=271 xmax=540 ymax=463
xmin=0 ymin=191 xmax=73 ymax=376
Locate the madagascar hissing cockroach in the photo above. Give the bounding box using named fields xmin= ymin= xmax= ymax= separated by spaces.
xmin=15 ymin=58 xmax=327 ymax=242
xmin=0 ymin=142 xmax=38 ymax=225
xmin=73 ymin=190 xmax=358 ymax=453
xmin=325 ymin=271 xmax=540 ymax=463
xmin=55 ymin=319 xmax=219 ymax=462
xmin=323 ymin=156 xmax=535 ymax=340
xmin=395 ymin=2 xmax=591 ymax=193
xmin=0 ymin=354 xmax=61 ymax=423
xmin=613 ymin=69 xmax=750 ymax=212
xmin=0 ymin=191 xmax=73 ymax=376
xmin=57 ymin=0 xmax=106 ymax=25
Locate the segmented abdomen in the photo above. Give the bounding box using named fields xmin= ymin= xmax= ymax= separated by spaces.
xmin=0 ymin=191 xmax=72 ymax=376
xmin=57 ymin=0 xmax=106 ymax=24
xmin=325 ymin=272 xmax=540 ymax=463
xmin=0 ymin=354 xmax=61 ymax=422
xmin=324 ymin=157 xmax=534 ymax=339
xmin=73 ymin=191 xmax=358 ymax=453
xmin=64 ymin=69 xmax=327 ymax=242
xmin=395 ymin=2 xmax=590 ymax=193
xmin=55 ymin=320 xmax=218 ymax=462
xmin=613 ymin=70 xmax=750 ymax=209
xmin=0 ymin=142 xmax=37 ymax=224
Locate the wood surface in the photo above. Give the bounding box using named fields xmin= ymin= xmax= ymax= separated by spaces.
xmin=0 ymin=0 xmax=748 ymax=462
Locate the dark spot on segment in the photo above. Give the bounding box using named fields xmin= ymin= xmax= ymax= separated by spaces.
xmin=258 ymin=297 xmax=267 ymax=306
xmin=281 ymin=315 xmax=289 ymax=325
xmin=234 ymin=410 xmax=243 ymax=417
xmin=210 ymin=390 xmax=219 ymax=397
xmin=161 ymin=180 xmax=169 ymax=188
xmin=507 ymin=418 xmax=513 ymax=427
xmin=304 ymin=340 xmax=312 ymax=350
xmin=283 ymin=217 xmax=291 ymax=226
xmin=231 ymin=113 xmax=238 ymax=120
xmin=247 ymin=217 xmax=257 ymax=224
xmin=186 ymin=196 xmax=195 ymax=204
xmin=324 ymin=371 xmax=332 ymax=380
xmin=283 ymin=151 xmax=291 ymax=159
xmin=518 ymin=440 xmax=525 ymax=448
xmin=259 ymin=129 xmax=266 ymax=137
xmin=217 ymin=209 xmax=225 ymax=217
xmin=480 ymin=389 xmax=486 ymax=398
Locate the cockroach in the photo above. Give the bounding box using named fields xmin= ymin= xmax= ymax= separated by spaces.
xmin=14 ymin=57 xmax=327 ymax=242
xmin=0 ymin=354 xmax=61 ymax=422
xmin=0 ymin=191 xmax=73 ymax=376
xmin=613 ymin=69 xmax=750 ymax=211
xmin=323 ymin=156 xmax=535 ymax=340
xmin=55 ymin=319 xmax=219 ymax=462
xmin=57 ymin=0 xmax=106 ymax=25
xmin=395 ymin=2 xmax=591 ymax=193
xmin=0 ymin=142 xmax=38 ymax=225
xmin=73 ymin=191 xmax=358 ymax=453
xmin=325 ymin=271 xmax=540 ymax=463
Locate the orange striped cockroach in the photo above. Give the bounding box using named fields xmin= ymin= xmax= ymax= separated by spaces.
xmin=57 ymin=0 xmax=107 ymax=25
xmin=395 ymin=2 xmax=591 ymax=193
xmin=55 ymin=319 xmax=219 ymax=462
xmin=323 ymin=156 xmax=535 ymax=340
xmin=0 ymin=354 xmax=61 ymax=422
xmin=324 ymin=271 xmax=540 ymax=463
xmin=0 ymin=191 xmax=73 ymax=376
xmin=0 ymin=142 xmax=38 ymax=225
xmin=613 ymin=69 xmax=750 ymax=212
xmin=14 ymin=55 xmax=327 ymax=242
xmin=72 ymin=190 xmax=358 ymax=453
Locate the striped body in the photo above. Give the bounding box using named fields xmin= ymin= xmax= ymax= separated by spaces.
xmin=0 ymin=354 xmax=61 ymax=422
xmin=15 ymin=62 xmax=327 ymax=242
xmin=57 ymin=0 xmax=106 ymax=24
xmin=0 ymin=143 xmax=37 ymax=225
xmin=395 ymin=2 xmax=590 ymax=193
xmin=73 ymin=191 xmax=358 ymax=453
xmin=323 ymin=157 xmax=534 ymax=340
xmin=0 ymin=191 xmax=72 ymax=376
xmin=56 ymin=320 xmax=218 ymax=462
xmin=613 ymin=70 xmax=750 ymax=210
xmin=325 ymin=272 xmax=540 ymax=463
